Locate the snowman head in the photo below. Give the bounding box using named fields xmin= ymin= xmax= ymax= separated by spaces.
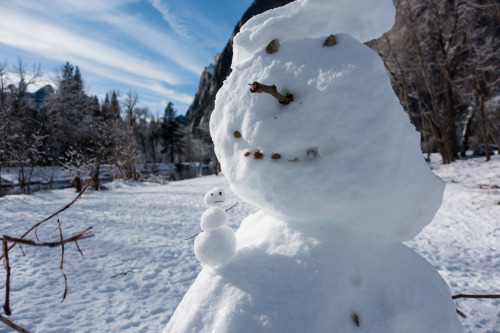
xmin=204 ymin=187 xmax=226 ymax=207
xmin=210 ymin=1 xmax=444 ymax=242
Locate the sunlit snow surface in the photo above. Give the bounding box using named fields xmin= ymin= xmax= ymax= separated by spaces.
xmin=0 ymin=155 xmax=498 ymax=332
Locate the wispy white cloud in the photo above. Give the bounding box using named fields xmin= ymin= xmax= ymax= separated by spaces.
xmin=147 ymin=0 xmax=192 ymax=41
xmin=7 ymin=0 xmax=207 ymax=76
xmin=0 ymin=7 xmax=183 ymax=86
xmin=14 ymin=0 xmax=139 ymax=14
xmin=99 ymin=14 xmax=204 ymax=75
xmin=83 ymin=64 xmax=194 ymax=105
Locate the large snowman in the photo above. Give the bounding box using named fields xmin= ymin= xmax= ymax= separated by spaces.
xmin=165 ymin=0 xmax=463 ymax=332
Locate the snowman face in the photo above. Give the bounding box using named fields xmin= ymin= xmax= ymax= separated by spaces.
xmin=204 ymin=187 xmax=226 ymax=207
xmin=210 ymin=34 xmax=444 ymax=241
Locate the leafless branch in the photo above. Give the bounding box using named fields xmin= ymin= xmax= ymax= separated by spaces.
xmin=453 ymin=293 xmax=500 ymax=319
xmin=61 ymin=272 xmax=68 ymax=303
xmin=456 ymin=309 xmax=467 ymax=318
xmin=111 ymin=255 xmax=145 ymax=278
xmin=75 ymin=240 xmax=84 ymax=256
xmin=2 ymin=241 xmax=12 ymax=316
xmin=0 ymin=314 xmax=30 ymax=333
xmin=225 ymin=202 xmax=238 ymax=212
xmin=0 ymin=179 xmax=94 ymax=260
xmin=184 ymin=231 xmax=203 ymax=241
xmin=57 ymin=219 xmax=64 ymax=269
xmin=1 ymin=227 xmax=93 ymax=313
xmin=2 ymin=228 xmax=94 ymax=248
xmin=453 ymin=294 xmax=500 ymax=299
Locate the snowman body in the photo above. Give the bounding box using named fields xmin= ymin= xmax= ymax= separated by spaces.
xmin=165 ymin=1 xmax=462 ymax=332
xmin=166 ymin=212 xmax=462 ymax=333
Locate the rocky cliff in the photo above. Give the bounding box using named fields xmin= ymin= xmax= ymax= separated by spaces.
xmin=185 ymin=0 xmax=295 ymax=134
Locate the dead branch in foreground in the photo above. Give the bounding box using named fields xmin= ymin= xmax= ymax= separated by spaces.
xmin=0 ymin=179 xmax=95 ymax=332
xmin=2 ymin=228 xmax=94 ymax=316
xmin=2 ymin=228 xmax=94 ymax=248
xmin=0 ymin=178 xmax=95 ymax=260
xmin=454 ymin=293 xmax=500 ymax=318
xmin=453 ymin=294 xmax=500 ymax=300
xmin=0 ymin=314 xmax=30 ymax=333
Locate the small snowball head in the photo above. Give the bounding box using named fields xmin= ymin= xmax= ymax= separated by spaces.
xmin=204 ymin=187 xmax=226 ymax=207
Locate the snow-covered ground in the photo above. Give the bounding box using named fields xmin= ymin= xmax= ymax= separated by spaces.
xmin=0 ymin=155 xmax=498 ymax=332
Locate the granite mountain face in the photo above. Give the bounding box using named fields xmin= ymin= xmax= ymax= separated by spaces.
xmin=185 ymin=0 xmax=295 ymax=134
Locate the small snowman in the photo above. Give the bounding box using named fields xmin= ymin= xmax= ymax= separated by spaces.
xmin=193 ymin=187 xmax=237 ymax=267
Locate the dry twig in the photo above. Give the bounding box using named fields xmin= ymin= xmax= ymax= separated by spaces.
xmin=225 ymin=202 xmax=239 ymax=212
xmin=0 ymin=178 xmax=94 ymax=333
xmin=453 ymin=293 xmax=500 ymax=319
xmin=249 ymin=82 xmax=293 ymax=105
xmin=2 ymin=228 xmax=94 ymax=248
xmin=0 ymin=179 xmax=94 ymax=260
xmin=452 ymin=294 xmax=500 ymax=300
xmin=2 ymin=240 xmax=11 ymax=316
xmin=184 ymin=231 xmax=203 ymax=241
xmin=1 ymin=227 xmax=94 ymax=312
xmin=111 ymin=255 xmax=145 ymax=278
xmin=0 ymin=314 xmax=30 ymax=333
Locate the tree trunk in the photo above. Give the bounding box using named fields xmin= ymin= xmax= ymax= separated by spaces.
xmin=93 ymin=164 xmax=100 ymax=190
xmin=72 ymin=175 xmax=82 ymax=193
xmin=459 ymin=108 xmax=475 ymax=157
xmin=444 ymin=81 xmax=459 ymax=159
xmin=477 ymin=93 xmax=490 ymax=161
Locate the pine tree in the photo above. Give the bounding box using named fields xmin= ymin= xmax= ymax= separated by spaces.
xmin=161 ymin=102 xmax=184 ymax=164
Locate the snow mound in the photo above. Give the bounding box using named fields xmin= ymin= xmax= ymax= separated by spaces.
xmin=165 ymin=212 xmax=462 ymax=333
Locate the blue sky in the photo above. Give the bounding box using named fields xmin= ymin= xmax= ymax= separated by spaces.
xmin=0 ymin=0 xmax=253 ymax=115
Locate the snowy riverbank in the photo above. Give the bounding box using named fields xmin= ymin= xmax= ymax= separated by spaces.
xmin=0 ymin=155 xmax=499 ymax=332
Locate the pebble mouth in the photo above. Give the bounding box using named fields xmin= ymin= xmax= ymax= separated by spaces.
xmin=233 ymin=129 xmax=319 ymax=162
xmin=242 ymin=148 xmax=319 ymax=162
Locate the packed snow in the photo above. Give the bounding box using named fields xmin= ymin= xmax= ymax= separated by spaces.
xmin=232 ymin=0 xmax=395 ymax=66
xmin=212 ymin=33 xmax=443 ymax=242
xmin=0 ymin=156 xmax=498 ymax=332
xmin=1 ymin=0 xmax=498 ymax=330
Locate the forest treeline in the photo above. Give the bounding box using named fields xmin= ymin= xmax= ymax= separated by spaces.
xmin=0 ymin=61 xmax=212 ymax=195
xmin=369 ymin=0 xmax=500 ymax=163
